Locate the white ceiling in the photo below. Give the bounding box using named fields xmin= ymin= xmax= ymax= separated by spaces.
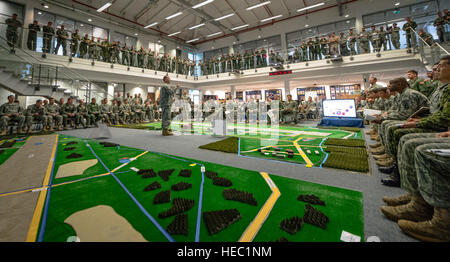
xmin=60 ymin=0 xmax=338 ymax=44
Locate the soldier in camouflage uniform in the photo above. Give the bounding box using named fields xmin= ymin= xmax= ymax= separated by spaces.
xmin=307 ymin=38 xmax=315 ymax=61
xmin=143 ymin=95 xmax=154 ymax=122
xmin=418 ymin=29 xmax=435 ymax=47
xmin=27 ymin=20 xmax=40 ymax=51
xmin=347 ymin=29 xmax=357 ymax=55
xmin=381 ymin=130 xmax=450 ymax=242
xmin=79 ymin=34 xmax=89 ymax=58
xmin=434 ymin=12 xmax=446 ymax=43
xmin=0 ymin=95 xmax=25 ymax=135
xmin=370 ymin=25 xmax=381 ymax=53
xmin=45 ymin=98 xmax=63 ymax=131
xmin=379 ymin=26 xmax=387 ymax=52
xmin=261 ymin=48 xmax=267 ymax=67
xmin=87 ymin=98 xmax=100 ymax=127
xmin=320 ymin=36 xmax=328 ymax=59
xmin=300 ymin=41 xmax=308 ymax=61
xmin=129 ymin=46 xmax=136 ymax=67
xmin=249 ymin=50 xmax=255 ymax=68
xmin=61 ymin=98 xmax=77 ymax=130
xmin=42 ymin=22 xmax=54 ymax=54
xmin=403 ymin=17 xmax=418 ymax=50
xmin=160 ymin=76 xmax=175 ymax=136
xmin=293 ymin=48 xmax=300 ymax=63
xmin=314 ymin=36 xmax=321 ymax=60
xmin=101 ymin=38 xmax=110 ymax=62
xmin=88 ymin=36 xmax=96 ymax=59
xmin=281 ymin=94 xmax=297 ymax=124
xmin=76 ymin=99 xmax=88 ymax=128
xmin=390 ymin=23 xmax=401 ymax=50
xmin=117 ymin=100 xmax=128 ymax=124
xmin=25 ymin=100 xmax=47 ymax=133
xmin=111 ymin=41 xmax=121 ymax=64
xmin=243 ymin=50 xmax=250 ymax=70
xmin=339 ymin=32 xmax=349 ymax=56
xmin=99 ymin=98 xmax=112 ymax=125
xmin=70 ymin=29 xmax=80 ymax=57
xmin=121 ymin=43 xmax=129 ymax=66
xmin=358 ymin=26 xmax=371 ymax=54
xmin=5 ymin=14 xmax=22 ymax=51
xmin=54 ymin=25 xmax=69 ymax=56
xmin=147 ymin=49 xmax=155 ymax=70
xmin=132 ymin=100 xmax=143 ymax=123
xmin=255 ymin=49 xmax=262 ymax=68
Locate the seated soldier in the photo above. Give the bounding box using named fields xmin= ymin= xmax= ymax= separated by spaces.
xmin=76 ymin=99 xmax=89 ymax=128
xmin=131 ymin=100 xmax=143 ymax=123
xmin=143 ymin=100 xmax=154 ymax=122
xmin=45 ymin=98 xmax=63 ymax=131
xmin=0 ymin=95 xmax=26 ymax=135
xmin=123 ymin=99 xmax=133 ymax=124
xmin=117 ymin=100 xmax=127 ymax=124
xmin=111 ymin=99 xmax=120 ymax=125
xmin=88 ymin=98 xmax=100 ymax=127
xmin=281 ymin=94 xmax=297 ymax=124
xmin=381 ymin=130 xmax=450 ymax=242
xmin=99 ymin=98 xmax=112 ymax=125
xmin=61 ymin=98 xmax=78 ymax=130
xmin=25 ymin=99 xmax=47 ymax=133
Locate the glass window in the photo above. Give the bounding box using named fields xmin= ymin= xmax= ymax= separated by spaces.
xmin=93 ymin=26 xmax=108 ymax=40
xmin=411 ymin=1 xmax=437 ymax=16
xmin=76 ymin=22 xmax=93 ymax=38
xmin=385 ymin=7 xmax=410 ymax=21
xmin=55 ymin=15 xmax=75 ymax=32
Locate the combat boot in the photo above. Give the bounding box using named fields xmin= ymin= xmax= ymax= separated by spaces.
xmin=369 ymin=142 xmax=382 ymax=148
xmin=42 ymin=126 xmax=48 ymax=132
xmin=381 ymin=195 xmax=433 ymax=222
xmin=383 ymin=193 xmax=412 ymax=206
xmin=376 ymin=157 xmax=394 ymax=167
xmin=64 ymin=126 xmax=69 ymax=130
xmin=49 ymin=126 xmax=54 ymax=132
xmin=27 ymin=127 xmax=32 ymax=133
xmin=0 ymin=130 xmax=6 ymax=136
xmin=371 ymin=146 xmax=386 ymax=155
xmin=373 ymin=153 xmax=390 ymax=160
xmin=162 ymin=128 xmax=173 ymax=136
xmin=398 ymin=207 xmax=450 ymax=242
xmin=18 ymin=128 xmax=25 ymax=134
xmin=58 ymin=126 xmax=63 ymax=131
xmin=370 ymin=134 xmax=378 ymax=140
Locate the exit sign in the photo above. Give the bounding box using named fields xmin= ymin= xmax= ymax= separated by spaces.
xmin=269 ymin=70 xmax=292 ymax=76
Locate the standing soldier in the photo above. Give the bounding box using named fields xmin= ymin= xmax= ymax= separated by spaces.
xmin=403 ymin=16 xmax=418 ymax=51
xmin=159 ymin=52 xmax=166 ymax=71
xmin=42 ymin=21 xmax=54 ymax=55
xmin=249 ymin=49 xmax=255 ymax=68
xmin=348 ymin=28 xmax=357 ymax=55
xmin=358 ymin=26 xmax=371 ymax=54
xmin=307 ymin=38 xmax=315 ymax=61
xmin=269 ymin=50 xmax=276 ymax=64
xmin=314 ymin=36 xmax=321 ymax=60
xmin=293 ymin=48 xmax=300 ymax=63
xmin=54 ymin=25 xmax=69 ymax=56
xmin=339 ymin=32 xmax=349 ymax=56
xmin=198 ymin=61 xmax=203 ymax=76
xmin=25 ymin=100 xmax=47 ymax=133
xmin=101 ymin=38 xmax=110 ymax=62
xmin=160 ymin=76 xmax=176 ymax=136
xmin=27 ymin=20 xmax=40 ymax=51
xmin=434 ymin=11 xmax=446 ymax=43
xmin=379 ymin=26 xmax=388 ymax=52
xmin=171 ymin=56 xmax=177 ymax=73
xmin=76 ymin=99 xmax=88 ymax=128
xmin=61 ymin=98 xmax=77 ymax=130
xmin=130 ymin=45 xmax=136 ymax=66
xmin=370 ymin=25 xmax=381 ymax=53
xmin=236 ymin=51 xmax=243 ymax=70
xmin=137 ymin=47 xmax=145 ymax=68
xmin=243 ymin=50 xmax=250 ymax=69
xmin=87 ymin=98 xmax=100 ymax=127
xmin=46 ymin=98 xmax=63 ymax=131
xmin=0 ymin=95 xmax=25 ymax=135
xmin=88 ymin=36 xmax=96 ymax=59
xmin=70 ymin=29 xmax=80 ymax=57
xmin=95 ymin=37 xmax=102 ymax=61
xmin=255 ymin=49 xmax=262 ymax=68
xmin=300 ymin=41 xmax=308 ymax=61
xmin=230 ymin=54 xmax=236 ymax=71
xmin=320 ymin=35 xmax=329 ymax=58
xmin=261 ymin=48 xmax=267 ymax=67
xmin=390 ymin=23 xmax=401 ymax=50
xmin=114 ymin=41 xmax=122 ymax=64
xmin=213 ymin=56 xmax=219 ymax=74
xmin=122 ymin=42 xmax=129 ymax=66
xmin=5 ymin=13 xmax=22 ymax=52
xmin=220 ymin=55 xmax=226 ymax=73
xmin=147 ymin=49 xmax=155 ymax=70
xmin=79 ymin=34 xmax=89 ymax=58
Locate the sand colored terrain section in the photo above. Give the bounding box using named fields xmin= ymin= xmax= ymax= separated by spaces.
xmin=64 ymin=205 xmax=147 ymax=242
xmin=55 ymin=159 xmax=98 ymax=179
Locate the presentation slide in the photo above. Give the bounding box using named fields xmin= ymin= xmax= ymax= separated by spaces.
xmin=322 ymin=99 xmax=357 ymax=118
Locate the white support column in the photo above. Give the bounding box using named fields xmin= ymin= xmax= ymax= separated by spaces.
xmin=230 ymin=85 xmax=236 ymax=99
xmin=283 ymin=79 xmax=290 ymax=101
xmin=280 ymin=32 xmax=288 ymax=62
xmin=362 ymin=73 xmax=370 ymax=91
xmin=107 ymin=83 xmax=115 ymax=101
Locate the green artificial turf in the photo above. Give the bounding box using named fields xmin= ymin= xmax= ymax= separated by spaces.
xmin=323 ymin=146 xmax=369 ymax=173
xmin=324 ymin=138 xmax=366 ymax=147
xmin=199 ymin=137 xmax=239 ymax=154
xmin=254 ymin=175 xmax=364 ymax=242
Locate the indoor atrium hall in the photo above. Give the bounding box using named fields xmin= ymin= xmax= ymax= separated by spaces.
xmin=0 ymin=0 xmax=449 ymax=251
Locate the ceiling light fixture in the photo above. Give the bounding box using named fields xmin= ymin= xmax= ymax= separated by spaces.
xmin=231 ymin=24 xmax=249 ymax=30
xmin=261 ymin=14 xmax=282 ymax=22
xmin=165 ymin=12 xmax=183 ymax=20
xmin=247 ymin=1 xmax=271 ymax=11
xmin=186 ymin=38 xmax=199 ymax=43
xmin=345 ymin=14 xmax=349 ymax=17
xmin=189 ymin=23 xmax=205 ymax=30
xmin=97 ymin=1 xmax=112 ymax=12
xmin=214 ymin=13 xmax=234 ymax=21
xmin=192 ymin=0 xmax=214 ymax=9
xmin=88 ymin=18 xmax=92 ymax=22
xmin=207 ymin=32 xmax=222 ymax=37
xmin=395 ymin=2 xmax=400 ymax=6
xmin=297 ymin=2 xmax=325 ymax=12
xmin=168 ymin=31 xmax=181 ymax=37
xmin=145 ymin=22 xmax=158 ymax=28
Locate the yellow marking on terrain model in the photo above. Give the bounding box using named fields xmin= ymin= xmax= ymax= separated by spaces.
xmin=293 ymin=137 xmax=314 ymax=167
xmin=239 ymin=172 xmax=280 ymax=242
xmin=26 ymin=134 xmax=58 ymax=242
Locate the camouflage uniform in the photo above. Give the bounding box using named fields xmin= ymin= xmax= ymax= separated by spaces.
xmin=42 ymin=25 xmax=54 ymax=53
xmin=347 ymin=31 xmax=357 ymax=55
xmin=5 ymin=17 xmax=22 ymax=49
xmin=55 ymin=28 xmax=69 ymax=56
xmin=76 ymin=103 xmax=88 ymax=127
xmin=87 ymin=102 xmax=100 ymax=126
xmin=434 ymin=15 xmax=446 ymax=43
xmin=403 ymin=20 xmax=418 ymax=49
xmin=79 ymin=35 xmax=89 ymax=58
xmin=358 ymin=30 xmax=370 ymax=54
xmin=160 ymin=84 xmax=175 ymax=129
xmin=70 ymin=31 xmax=80 ymax=57
xmin=131 ymin=103 xmax=143 ymax=122
xmin=26 ymin=104 xmax=47 ymax=130
xmin=143 ymin=103 xmax=154 ymax=122
xmin=45 ymin=103 xmax=63 ymax=129
xmin=61 ymin=103 xmax=77 ymax=128
xmin=398 ymin=133 xmax=450 ymax=207
xmin=99 ymin=103 xmax=112 ymax=124
xmin=0 ymin=102 xmax=25 ymax=132
xmin=27 ymin=23 xmax=40 ymax=51
xmin=111 ymin=103 xmax=119 ymax=124
xmin=282 ymin=100 xmax=297 ymax=124
xmin=390 ymin=25 xmax=401 ymax=49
